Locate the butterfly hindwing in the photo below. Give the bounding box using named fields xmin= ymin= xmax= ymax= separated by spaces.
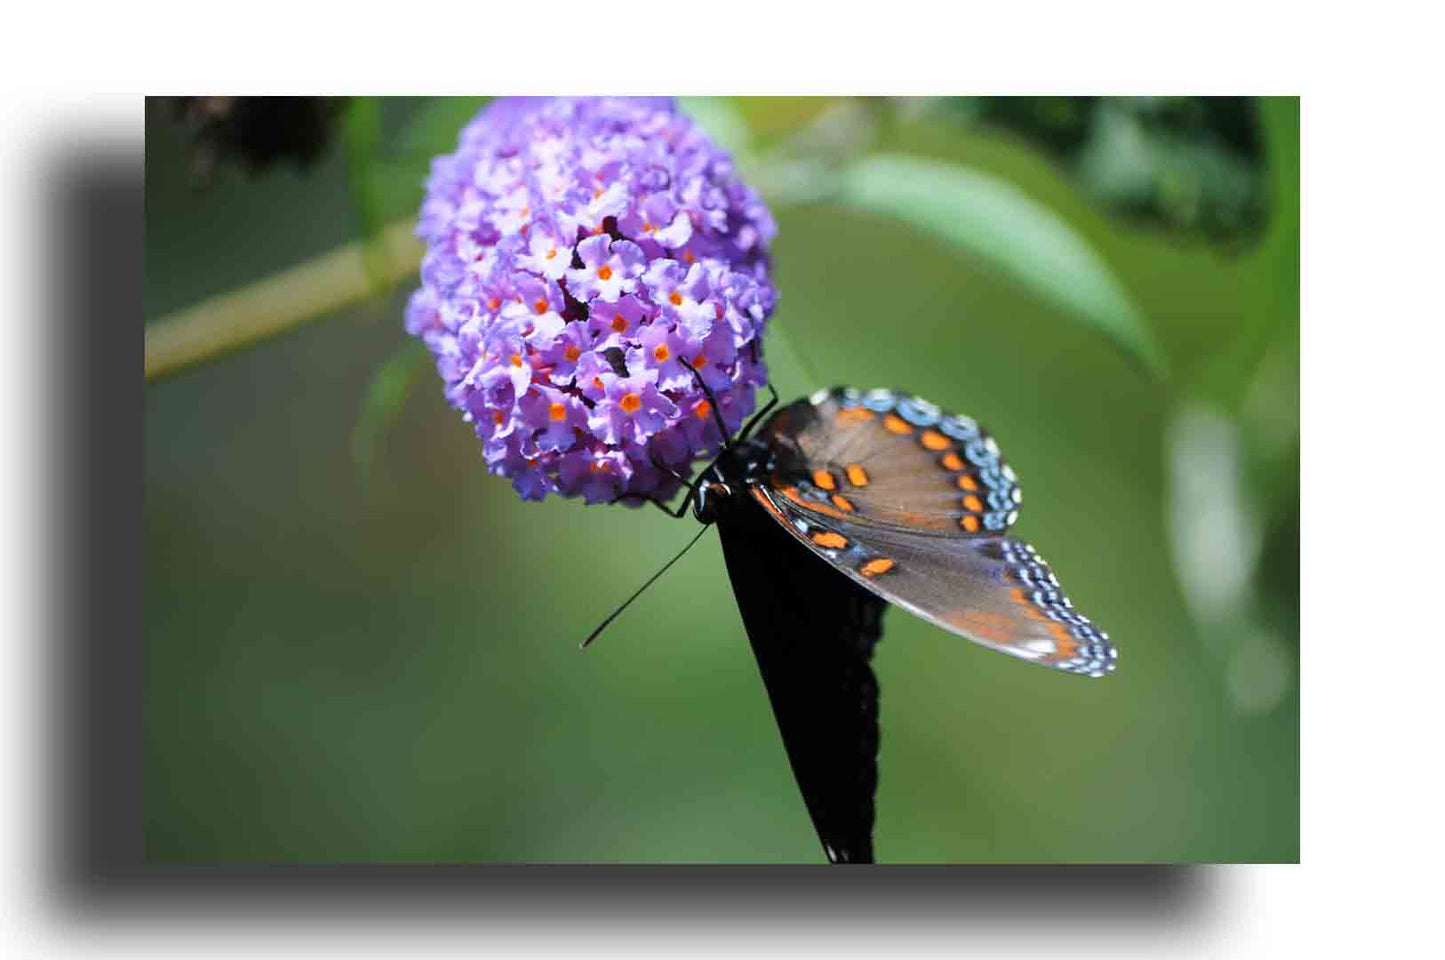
xmin=750 ymin=388 xmax=1117 ymax=678
xmin=714 ymin=487 xmax=888 ymax=864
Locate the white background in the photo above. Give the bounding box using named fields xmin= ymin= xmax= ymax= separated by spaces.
xmin=2 ymin=1 xmax=1438 ymax=955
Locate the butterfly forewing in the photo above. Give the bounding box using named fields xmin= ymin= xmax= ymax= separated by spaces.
xmin=757 ymin=387 xmax=1023 ymax=536
xmin=750 ymin=388 xmax=1117 ymax=678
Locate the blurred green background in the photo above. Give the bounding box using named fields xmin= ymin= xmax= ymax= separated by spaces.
xmin=143 ymin=97 xmax=1298 ymax=862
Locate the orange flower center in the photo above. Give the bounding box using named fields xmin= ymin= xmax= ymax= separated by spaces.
xmin=668 ymin=291 xmax=683 ymax=307
xmin=611 ymin=315 xmax=628 ymax=332
xmin=487 ymin=297 xmax=501 ymax=311
xmin=693 ymin=399 xmax=712 ymax=420
xmin=545 ymin=247 xmax=557 ymax=260
xmin=548 ymin=402 xmax=567 ymax=422
xmin=597 ymin=265 xmax=613 ymax=281
xmin=654 ymin=344 xmax=670 ymax=362
xmin=619 ymin=392 xmax=642 ymax=414
xmin=533 ymin=298 xmax=548 ymax=315
xmin=510 ymin=354 xmax=523 ymax=367
xmin=564 ymin=344 xmax=581 ymax=362
xmin=592 ymin=377 xmax=604 ymax=390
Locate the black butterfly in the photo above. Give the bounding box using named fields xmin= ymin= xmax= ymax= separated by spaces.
xmin=610 ymin=379 xmax=1118 ymax=864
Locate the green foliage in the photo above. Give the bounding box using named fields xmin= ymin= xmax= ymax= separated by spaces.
xmin=838 ymin=153 xmax=1168 ymax=377
xmin=393 ymin=96 xmax=494 ymax=159
xmin=943 ymin=96 xmax=1270 ymax=244
xmin=351 ymin=340 xmax=430 ymax=496
xmin=142 ymin=96 xmax=1298 ymax=863
xmin=342 ymin=97 xmax=390 ymax=293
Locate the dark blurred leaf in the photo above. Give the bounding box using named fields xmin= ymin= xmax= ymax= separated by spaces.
xmin=1191 ymin=97 xmax=1299 ymax=411
xmin=172 ymin=96 xmax=346 ymax=183
xmin=940 ymin=96 xmax=1269 ymax=245
xmin=352 ymin=340 xmax=429 ymax=492
xmin=838 ymin=153 xmax=1167 ymax=377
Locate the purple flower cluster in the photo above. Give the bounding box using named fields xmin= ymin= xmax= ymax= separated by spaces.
xmin=405 ymin=97 xmax=777 ymax=504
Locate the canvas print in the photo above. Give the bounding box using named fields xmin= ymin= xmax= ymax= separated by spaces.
xmin=144 ymin=96 xmax=1299 ymax=863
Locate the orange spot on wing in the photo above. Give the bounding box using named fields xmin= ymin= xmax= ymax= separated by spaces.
xmin=830 ymin=494 xmax=855 ymax=512
xmin=861 ymin=558 xmax=895 ymax=577
xmin=884 ymin=413 xmax=912 ymax=435
xmin=776 ymin=483 xmax=852 ymax=521
xmin=962 ymin=494 xmax=984 ymax=513
xmin=941 ymin=452 xmax=965 ymax=471
xmin=845 ymin=464 xmax=869 ymax=487
xmin=837 ymin=407 xmax=875 ymax=424
xmin=1045 ymin=625 xmax=1080 ymax=662
xmin=812 ymin=531 xmax=848 ymax=549
xmin=957 ymin=474 xmax=980 ymax=492
xmin=920 ymin=429 xmax=949 ymax=450
xmin=812 ymin=470 xmax=837 ymax=491
xmin=947 ymin=609 xmax=1014 ymax=644
xmin=960 ymin=514 xmax=981 ymax=533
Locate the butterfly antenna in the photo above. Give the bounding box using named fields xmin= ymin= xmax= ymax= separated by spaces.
xmin=581 ymin=525 xmax=712 ymax=649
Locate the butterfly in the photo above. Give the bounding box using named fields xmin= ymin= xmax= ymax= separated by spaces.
xmin=615 ymin=378 xmax=1118 ymax=864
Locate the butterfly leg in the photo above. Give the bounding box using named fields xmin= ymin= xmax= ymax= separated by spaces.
xmin=646 ymin=452 xmax=706 ymax=516
xmin=678 ymin=358 xmax=734 ymax=449
xmin=737 ymin=381 xmax=780 ymax=443
xmin=610 ymin=492 xmax=692 ymax=519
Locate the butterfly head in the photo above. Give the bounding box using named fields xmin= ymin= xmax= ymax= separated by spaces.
xmin=693 ymin=438 xmax=774 ymax=525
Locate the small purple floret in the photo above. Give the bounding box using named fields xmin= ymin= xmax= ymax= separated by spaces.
xmin=406 ymin=97 xmax=777 ymax=503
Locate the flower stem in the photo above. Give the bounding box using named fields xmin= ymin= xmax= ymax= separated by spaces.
xmin=143 ymin=220 xmax=423 ymax=383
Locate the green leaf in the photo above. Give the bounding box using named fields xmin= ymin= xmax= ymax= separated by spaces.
xmin=837 ymin=153 xmax=1167 ymax=377
xmin=677 ymin=97 xmax=756 ymax=165
xmin=352 ymin=340 xmax=430 ymax=494
xmin=365 ymin=98 xmax=496 ymax=229
xmin=394 ymin=96 xmax=493 ymax=159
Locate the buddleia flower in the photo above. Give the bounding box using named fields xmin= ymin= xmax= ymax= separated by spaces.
xmin=406 ymin=97 xmax=777 ymax=503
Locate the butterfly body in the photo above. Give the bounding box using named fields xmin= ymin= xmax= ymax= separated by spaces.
xmin=654 ymin=386 xmax=1116 ymax=863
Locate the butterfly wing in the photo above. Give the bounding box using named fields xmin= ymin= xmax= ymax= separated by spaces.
xmin=714 ymin=489 xmax=888 ymax=864
xmin=757 ymin=387 xmax=1023 ymax=535
xmin=752 ymin=387 xmax=1117 ymax=677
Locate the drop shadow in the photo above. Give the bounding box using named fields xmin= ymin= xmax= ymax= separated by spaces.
xmin=45 ymin=114 xmax=1220 ymax=935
